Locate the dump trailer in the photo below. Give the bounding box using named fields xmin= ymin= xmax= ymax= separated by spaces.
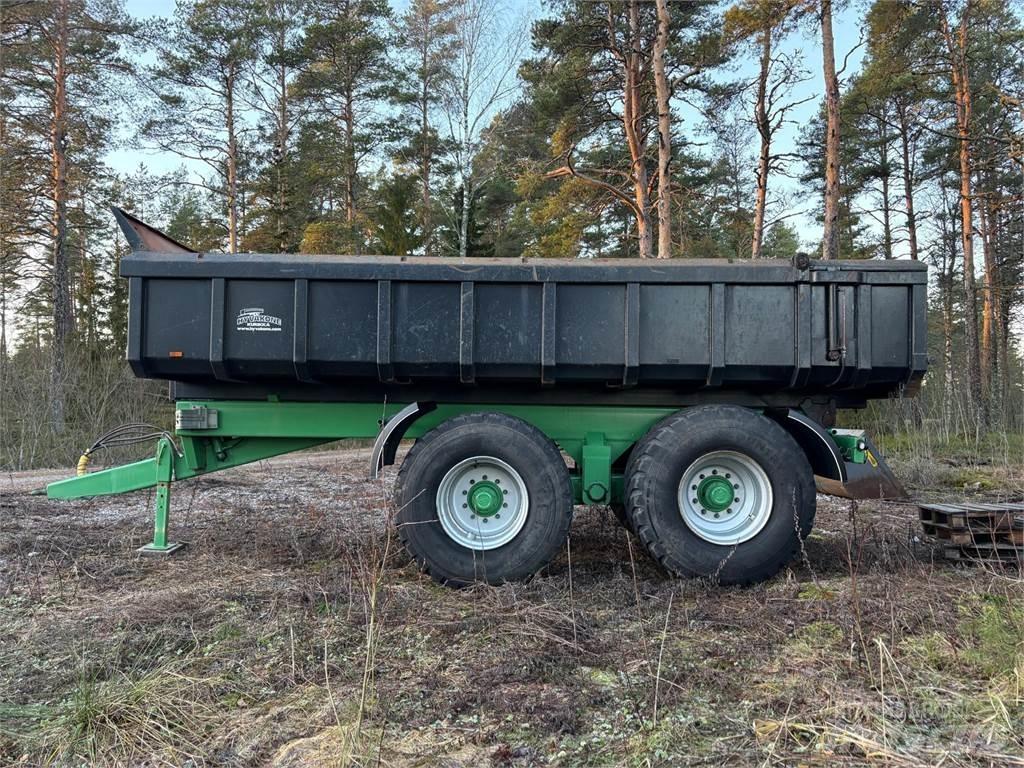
xmin=47 ymin=208 xmax=927 ymax=586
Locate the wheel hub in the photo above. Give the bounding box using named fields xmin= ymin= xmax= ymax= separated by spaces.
xmin=677 ymin=450 xmax=773 ymax=545
xmin=468 ymin=481 xmax=502 ymax=516
xmin=696 ymin=475 xmax=733 ymax=513
xmin=436 ymin=456 xmax=529 ymax=550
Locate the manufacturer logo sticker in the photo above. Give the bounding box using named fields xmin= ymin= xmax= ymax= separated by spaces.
xmin=236 ymin=307 xmax=283 ymax=333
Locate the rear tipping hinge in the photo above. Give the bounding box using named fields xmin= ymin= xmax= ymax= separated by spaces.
xmin=830 ymin=429 xmax=868 ymax=464
xmin=176 ymin=405 xmax=219 ymax=430
xmin=822 ymin=428 xmax=907 ymax=500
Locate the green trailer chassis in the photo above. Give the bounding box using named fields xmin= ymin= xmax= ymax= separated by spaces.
xmin=46 ymin=399 xmax=894 ymax=554
xmin=46 ymin=400 xmax=680 ymax=553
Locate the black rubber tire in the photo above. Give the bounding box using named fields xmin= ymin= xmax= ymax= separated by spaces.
xmin=395 ymin=412 xmax=574 ymax=587
xmin=624 ymin=406 xmax=815 ymax=585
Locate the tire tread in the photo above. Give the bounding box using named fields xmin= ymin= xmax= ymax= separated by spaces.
xmin=624 ymin=406 xmax=815 ymax=585
xmin=395 ymin=412 xmax=573 ymax=586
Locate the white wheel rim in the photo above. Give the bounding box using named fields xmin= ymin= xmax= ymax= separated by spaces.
xmin=436 ymin=456 xmax=529 ymax=550
xmin=677 ymin=450 xmax=773 ymax=545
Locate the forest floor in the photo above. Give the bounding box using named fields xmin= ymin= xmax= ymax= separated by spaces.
xmin=1 ymin=446 xmax=1023 ymax=767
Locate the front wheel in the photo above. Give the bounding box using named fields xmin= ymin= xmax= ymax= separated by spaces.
xmin=624 ymin=406 xmax=815 ymax=585
xmin=395 ymin=412 xmax=573 ymax=586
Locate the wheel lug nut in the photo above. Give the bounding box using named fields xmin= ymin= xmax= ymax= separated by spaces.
xmin=469 ymin=479 xmax=475 ymax=484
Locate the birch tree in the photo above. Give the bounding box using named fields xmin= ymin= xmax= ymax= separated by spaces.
xmin=443 ymin=0 xmax=525 ymax=260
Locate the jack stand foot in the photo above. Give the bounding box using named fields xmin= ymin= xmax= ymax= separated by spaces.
xmin=137 ymin=542 xmax=187 ymax=556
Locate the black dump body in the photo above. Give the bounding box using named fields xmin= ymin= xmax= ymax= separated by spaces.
xmin=116 ymin=210 xmax=927 ymax=410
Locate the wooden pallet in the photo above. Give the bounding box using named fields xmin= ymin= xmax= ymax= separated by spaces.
xmin=942 ymin=542 xmax=1024 ymax=563
xmin=919 ymin=502 xmax=1024 ymax=561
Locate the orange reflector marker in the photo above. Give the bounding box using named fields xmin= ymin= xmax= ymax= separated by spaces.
xmin=169 ymin=351 xmax=183 ymax=358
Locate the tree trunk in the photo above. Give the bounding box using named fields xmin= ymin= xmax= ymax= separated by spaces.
xmin=994 ymin=204 xmax=1010 ymax=407
xmin=879 ymin=118 xmax=893 ymax=260
xmin=458 ymin=61 xmax=471 ymax=260
xmin=344 ymin=87 xmax=357 ymax=235
xmin=50 ymin=0 xmax=72 ymax=434
xmin=897 ymin=101 xmax=919 ymax=260
xmin=819 ymin=0 xmax=840 ymax=260
xmin=938 ymin=183 xmax=957 ymax=416
xmin=942 ymin=4 xmax=983 ymax=417
xmin=652 ymin=0 xmax=672 ymax=260
xmin=943 ymin=250 xmax=955 ymax=411
xmin=0 ymin=108 xmax=7 ymax=369
xmin=276 ymin=22 xmax=289 ymax=251
xmin=751 ymin=23 xmax=772 ymax=260
xmin=978 ymin=189 xmax=997 ymax=399
xmin=226 ymin=67 xmax=239 ymax=254
xmin=624 ymin=0 xmax=652 ymax=259
xmin=420 ymin=18 xmax=433 ymax=257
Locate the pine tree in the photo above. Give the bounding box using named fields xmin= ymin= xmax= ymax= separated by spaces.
xmin=145 ymin=0 xmax=261 ymax=254
xmin=394 ymin=0 xmax=458 ymax=257
xmin=724 ymin=0 xmax=807 ymax=259
xmin=294 ymin=0 xmax=393 ymax=253
xmin=1 ymin=0 xmax=134 ymax=432
xmin=532 ymin=0 xmax=719 ymax=259
xmin=244 ymin=0 xmax=310 ymax=253
xmin=817 ymin=0 xmax=841 ymax=260
xmin=371 ymin=173 xmax=421 ymax=255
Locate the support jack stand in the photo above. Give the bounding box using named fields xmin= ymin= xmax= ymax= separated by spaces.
xmin=135 ymin=438 xmax=186 ymax=557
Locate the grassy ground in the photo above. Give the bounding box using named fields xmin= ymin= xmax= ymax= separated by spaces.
xmin=1 ymin=446 xmax=1022 ymax=767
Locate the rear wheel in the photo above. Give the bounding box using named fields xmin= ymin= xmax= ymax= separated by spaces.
xmin=395 ymin=412 xmax=573 ymax=586
xmin=624 ymin=406 xmax=815 ymax=585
